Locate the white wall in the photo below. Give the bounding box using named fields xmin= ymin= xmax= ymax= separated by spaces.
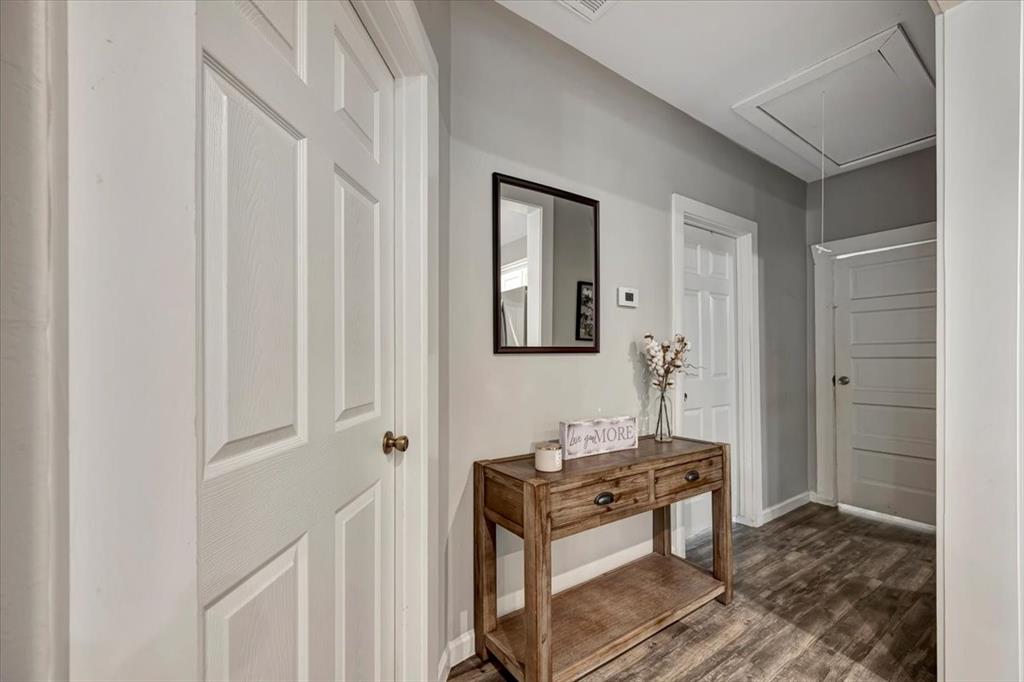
xmin=939 ymin=1 xmax=1023 ymax=679
xmin=67 ymin=2 xmax=198 ymax=678
xmin=443 ymin=0 xmax=808 ymax=653
xmin=0 ymin=1 xmax=68 ymax=679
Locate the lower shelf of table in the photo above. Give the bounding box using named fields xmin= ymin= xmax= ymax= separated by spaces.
xmin=483 ymin=552 xmax=725 ymax=681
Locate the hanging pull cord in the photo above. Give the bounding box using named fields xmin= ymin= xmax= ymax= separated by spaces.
xmin=814 ymin=90 xmax=832 ymax=255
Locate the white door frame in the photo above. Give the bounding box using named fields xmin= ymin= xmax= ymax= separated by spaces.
xmin=810 ymin=222 xmax=936 ymax=506
xmin=671 ymin=194 xmax=763 ymax=529
xmin=354 ymin=4 xmax=439 ymax=678
xmin=66 ymin=2 xmax=438 ymax=679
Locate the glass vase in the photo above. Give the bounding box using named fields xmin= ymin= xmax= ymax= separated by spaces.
xmin=653 ymin=391 xmax=673 ymax=442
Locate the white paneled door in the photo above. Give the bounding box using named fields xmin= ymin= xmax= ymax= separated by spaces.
xmin=198 ymin=2 xmax=395 ymax=680
xmin=834 ymin=242 xmax=937 ymax=525
xmin=680 ymin=226 xmax=739 ymax=531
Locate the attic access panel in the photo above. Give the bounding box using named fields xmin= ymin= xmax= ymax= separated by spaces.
xmin=734 ymin=25 xmax=935 ymax=177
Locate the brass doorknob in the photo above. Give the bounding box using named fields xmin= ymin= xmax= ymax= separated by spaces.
xmin=382 ymin=431 xmax=409 ymax=454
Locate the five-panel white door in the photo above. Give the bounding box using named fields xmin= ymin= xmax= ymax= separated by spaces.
xmin=834 ymin=242 xmax=937 ymax=525
xmin=197 ymin=2 xmax=396 ymax=679
xmin=679 ymin=226 xmax=739 ymax=533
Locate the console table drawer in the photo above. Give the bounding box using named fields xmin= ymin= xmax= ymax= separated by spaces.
xmin=550 ymin=473 xmax=650 ymax=530
xmin=654 ymin=455 xmax=723 ymax=500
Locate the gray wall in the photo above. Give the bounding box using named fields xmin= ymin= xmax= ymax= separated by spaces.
xmin=805 ymin=148 xmax=936 ymax=244
xmin=804 ymin=148 xmax=936 ymax=489
xmin=551 ymin=198 xmax=595 ymax=346
xmin=442 ymin=0 xmax=807 ymax=645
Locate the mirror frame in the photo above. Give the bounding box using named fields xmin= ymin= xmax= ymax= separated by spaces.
xmin=492 ymin=172 xmax=600 ymax=354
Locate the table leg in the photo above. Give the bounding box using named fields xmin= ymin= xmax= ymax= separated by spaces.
xmin=523 ymin=481 xmax=552 ymax=682
xmin=474 ymin=463 xmax=497 ymax=660
xmin=653 ymin=505 xmax=671 ymax=556
xmin=712 ymin=444 xmax=734 ymax=604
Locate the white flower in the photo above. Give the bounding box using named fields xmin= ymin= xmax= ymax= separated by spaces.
xmin=642 ymin=332 xmax=695 ymax=393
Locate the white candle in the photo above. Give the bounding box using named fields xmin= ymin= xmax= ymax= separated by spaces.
xmin=534 ymin=443 xmax=563 ymax=472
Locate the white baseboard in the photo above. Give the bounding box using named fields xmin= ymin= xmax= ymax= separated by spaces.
xmin=837 ymin=503 xmax=936 ymax=533
xmin=809 ymin=491 xmax=836 ymax=506
xmin=733 ymin=512 xmax=759 ymax=527
xmin=436 ymin=645 xmax=451 ymax=682
xmin=444 ymin=501 xmax=807 ymax=672
xmin=446 ymin=538 xmax=655 ymax=669
xmin=757 ymin=491 xmax=811 ymax=525
xmin=446 ymin=629 xmax=475 ymax=672
xmin=495 ymin=538 xmax=652 ymax=615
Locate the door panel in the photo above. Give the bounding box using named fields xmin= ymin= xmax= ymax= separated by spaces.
xmin=835 ymin=242 xmax=936 ymax=524
xmin=334 ymin=170 xmax=382 ymax=429
xmin=235 ymin=0 xmax=306 ymax=75
xmin=334 ymin=485 xmax=381 ymax=682
xmin=205 ymin=536 xmax=309 ymax=682
xmin=680 ymin=226 xmax=738 ymax=534
xmin=198 ymin=1 xmax=395 ymax=679
xmin=202 ymin=62 xmax=307 ymax=478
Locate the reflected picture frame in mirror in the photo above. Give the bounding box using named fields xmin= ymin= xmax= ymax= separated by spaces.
xmin=492 ymin=172 xmax=600 ymax=354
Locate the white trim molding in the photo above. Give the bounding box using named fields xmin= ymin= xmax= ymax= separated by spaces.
xmin=837 ymin=503 xmax=936 ymax=534
xmin=928 ymin=0 xmax=963 ymax=16
xmin=758 ymin=492 xmax=812 ymax=525
xmin=435 ymin=645 xmax=452 ymax=682
xmin=809 ymin=492 xmax=836 ymax=506
xmin=810 ymin=222 xmax=937 ymax=506
xmin=734 ymin=24 xmax=935 ymax=178
xmin=494 ymin=539 xmax=652 ymax=615
xmin=445 ymin=538 xmax=655 ymax=672
xmin=445 ymin=630 xmax=475 ymax=677
xmin=352 ymin=3 xmax=440 ymax=680
xmin=671 ymin=195 xmax=764 ymax=531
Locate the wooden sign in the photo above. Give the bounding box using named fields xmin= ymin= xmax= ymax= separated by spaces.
xmin=560 ymin=416 xmax=638 ymax=460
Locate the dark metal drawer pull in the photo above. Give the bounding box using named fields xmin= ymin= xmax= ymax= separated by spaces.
xmin=684 ymin=470 xmax=700 ymax=482
xmin=594 ymin=492 xmax=615 ymax=506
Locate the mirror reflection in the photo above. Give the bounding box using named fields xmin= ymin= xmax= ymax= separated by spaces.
xmin=493 ymin=174 xmax=599 ymax=353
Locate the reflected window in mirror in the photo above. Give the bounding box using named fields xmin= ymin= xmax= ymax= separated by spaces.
xmin=493 ymin=173 xmax=599 ymax=353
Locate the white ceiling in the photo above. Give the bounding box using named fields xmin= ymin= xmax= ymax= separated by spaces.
xmin=497 ymin=0 xmax=937 ymax=182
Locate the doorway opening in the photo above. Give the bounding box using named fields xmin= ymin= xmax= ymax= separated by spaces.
xmin=671 ymin=194 xmax=764 ymax=549
xmin=812 ymin=222 xmax=938 ymax=531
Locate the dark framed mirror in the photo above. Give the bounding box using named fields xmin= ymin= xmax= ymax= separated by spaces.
xmin=492 ymin=173 xmax=600 ymax=354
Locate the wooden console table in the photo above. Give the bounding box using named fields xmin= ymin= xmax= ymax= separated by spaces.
xmin=473 ymin=436 xmax=733 ymax=682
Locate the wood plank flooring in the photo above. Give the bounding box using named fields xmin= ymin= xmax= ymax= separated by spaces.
xmin=449 ymin=503 xmax=936 ymax=682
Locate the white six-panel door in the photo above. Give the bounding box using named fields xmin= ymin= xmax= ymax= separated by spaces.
xmin=197 ymin=2 xmax=395 ymax=679
xmin=679 ymin=225 xmax=739 ymax=534
xmin=834 ymin=242 xmax=937 ymax=525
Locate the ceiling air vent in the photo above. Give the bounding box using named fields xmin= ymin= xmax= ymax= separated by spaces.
xmin=557 ymin=0 xmax=615 ymax=23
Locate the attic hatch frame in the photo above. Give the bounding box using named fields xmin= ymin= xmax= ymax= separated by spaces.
xmin=733 ymin=24 xmax=935 ymax=178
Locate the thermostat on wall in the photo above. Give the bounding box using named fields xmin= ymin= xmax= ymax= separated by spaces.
xmin=617 ymin=287 xmax=638 ymax=308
